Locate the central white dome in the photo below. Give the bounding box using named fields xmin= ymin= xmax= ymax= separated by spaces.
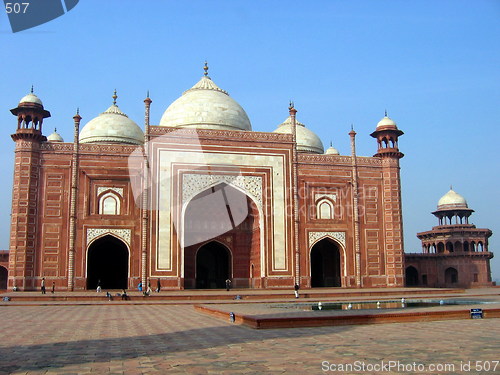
xmin=159 ymin=75 xmax=252 ymax=131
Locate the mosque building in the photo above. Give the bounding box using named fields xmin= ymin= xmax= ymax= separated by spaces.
xmin=18 ymin=64 xmax=497 ymax=292
xmin=405 ymin=188 xmax=494 ymax=288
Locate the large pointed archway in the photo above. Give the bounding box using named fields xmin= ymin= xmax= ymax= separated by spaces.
xmin=310 ymin=238 xmax=342 ymax=287
xmin=87 ymin=235 xmax=129 ymax=290
xmin=195 ymin=241 xmax=231 ymax=289
xmin=183 ymin=182 xmax=260 ymax=289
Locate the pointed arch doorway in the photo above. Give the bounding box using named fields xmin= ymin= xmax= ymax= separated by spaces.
xmin=310 ymin=238 xmax=342 ymax=287
xmin=196 ymin=241 xmax=231 ymax=289
xmin=183 ymin=182 xmax=260 ymax=289
xmin=87 ymin=235 xmax=129 ymax=290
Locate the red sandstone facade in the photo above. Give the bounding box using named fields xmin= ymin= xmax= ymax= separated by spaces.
xmin=6 ymin=81 xmax=407 ymax=291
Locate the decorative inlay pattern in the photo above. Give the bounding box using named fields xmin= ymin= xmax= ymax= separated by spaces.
xmin=299 ymin=154 xmax=382 ymax=166
xmin=97 ymin=187 xmax=123 ymax=196
xmin=309 ymin=231 xmax=346 ymax=248
xmin=148 ymin=126 xmax=294 ymax=142
xmin=40 ymin=142 xmax=138 ymax=154
xmin=315 ymin=193 xmax=337 ymax=203
xmin=182 ymin=174 xmax=262 ymax=209
xmin=87 ymin=228 xmax=131 ymax=247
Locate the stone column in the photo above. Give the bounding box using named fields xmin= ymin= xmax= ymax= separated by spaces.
xmin=67 ymin=110 xmax=81 ymax=290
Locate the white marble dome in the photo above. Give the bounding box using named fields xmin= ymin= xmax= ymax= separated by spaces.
xmin=79 ymin=104 xmax=144 ymax=145
xmin=160 ymin=75 xmax=252 ymax=131
xmin=273 ymin=116 xmax=324 ymax=154
xmin=437 ymin=188 xmax=468 ymax=210
xmin=376 ymin=114 xmax=397 ymax=129
xmin=47 ymin=129 xmax=64 ymax=142
xmin=19 ymin=92 xmax=43 ymax=106
xmin=325 ymin=143 xmax=340 ymax=155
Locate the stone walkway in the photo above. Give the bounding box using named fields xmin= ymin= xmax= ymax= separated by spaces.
xmin=0 ymin=304 xmax=499 ymax=374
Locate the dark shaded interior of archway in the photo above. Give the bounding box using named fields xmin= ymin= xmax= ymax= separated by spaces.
xmin=311 ymin=238 xmax=341 ymax=287
xmin=87 ymin=235 xmax=128 ymax=290
xmin=0 ymin=266 xmax=7 ymax=289
xmin=445 ymin=267 xmax=458 ymax=285
xmin=405 ymin=266 xmax=419 ymax=286
xmin=196 ymin=242 xmax=230 ymax=289
xmin=183 ymin=183 xmax=260 ymax=289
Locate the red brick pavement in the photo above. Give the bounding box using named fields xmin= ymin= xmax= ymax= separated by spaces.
xmin=0 ymin=304 xmax=498 ymax=374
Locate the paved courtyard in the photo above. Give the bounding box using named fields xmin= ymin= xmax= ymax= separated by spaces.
xmin=0 ymin=304 xmax=499 ymax=374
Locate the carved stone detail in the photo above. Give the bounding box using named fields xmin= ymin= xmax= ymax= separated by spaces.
xmin=309 ymin=231 xmax=346 ymax=248
xmin=148 ymin=126 xmax=293 ymax=143
xmin=182 ymin=174 xmax=262 ymax=210
xmin=315 ymin=193 xmax=337 ymax=203
xmin=299 ymin=154 xmax=382 ymax=166
xmin=97 ymin=187 xmax=124 ymax=196
xmin=87 ymin=228 xmax=131 ymax=247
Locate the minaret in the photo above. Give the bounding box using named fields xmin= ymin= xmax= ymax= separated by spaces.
xmin=141 ymin=92 xmax=152 ymax=290
xmin=67 ymin=109 xmax=81 ymax=291
xmin=289 ymin=102 xmax=300 ymax=286
xmin=349 ymin=126 xmax=362 ymax=287
xmin=9 ymin=89 xmax=50 ymax=290
xmin=370 ymin=112 xmax=405 ymax=287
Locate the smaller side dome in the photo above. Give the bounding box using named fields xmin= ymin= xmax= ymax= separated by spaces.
xmin=273 ymin=116 xmax=324 ymax=154
xmin=47 ymin=128 xmax=64 ymax=142
xmin=437 ymin=188 xmax=468 ymax=210
xmin=80 ymin=92 xmax=144 ymax=145
xmin=325 ymin=142 xmax=340 ymax=155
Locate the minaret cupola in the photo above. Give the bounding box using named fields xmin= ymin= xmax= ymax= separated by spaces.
xmin=370 ymin=111 xmax=404 ymax=158
xmin=10 ymin=87 xmax=50 ymax=142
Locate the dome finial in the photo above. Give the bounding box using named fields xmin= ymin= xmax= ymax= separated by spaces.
xmin=289 ymin=100 xmax=294 ymax=110
xmin=30 ymin=85 xmax=34 ymax=94
xmin=147 ymin=90 xmax=150 ymax=98
xmin=54 ymin=127 xmax=57 ymax=132
xmin=450 ymin=184 xmax=453 ymax=191
xmin=77 ymin=107 xmax=80 ymax=115
xmin=112 ymin=89 xmax=117 ymax=105
xmin=385 ymin=109 xmax=388 ymax=117
xmin=204 ymin=61 xmax=209 ymax=76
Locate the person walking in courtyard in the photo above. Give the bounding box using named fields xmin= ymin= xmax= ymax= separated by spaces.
xmin=51 ymin=281 xmax=55 ymax=294
xmin=226 ymin=278 xmax=232 ymax=291
xmin=156 ymin=278 xmax=161 ymax=293
xmin=96 ymin=279 xmax=102 ymax=293
xmin=294 ymin=283 xmax=300 ymax=298
xmin=137 ymin=282 xmax=142 ymax=292
xmin=41 ymin=277 xmax=46 ymax=294
xmin=146 ymin=280 xmax=152 ymax=295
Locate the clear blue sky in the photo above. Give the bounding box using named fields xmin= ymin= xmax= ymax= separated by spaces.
xmin=1 ymin=0 xmax=499 ymax=281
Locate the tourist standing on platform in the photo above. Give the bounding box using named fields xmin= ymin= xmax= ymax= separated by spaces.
xmin=146 ymin=281 xmax=152 ymax=294
xmin=41 ymin=277 xmax=46 ymax=294
xmin=226 ymin=278 xmax=232 ymax=291
xmin=138 ymin=282 xmax=142 ymax=292
xmin=294 ymin=283 xmax=300 ymax=298
xmin=51 ymin=282 xmax=55 ymax=294
xmin=156 ymin=278 xmax=161 ymax=293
